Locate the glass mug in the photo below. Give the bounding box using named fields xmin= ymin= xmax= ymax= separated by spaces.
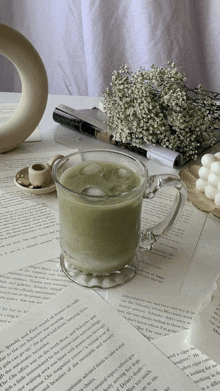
xmin=53 ymin=149 xmax=187 ymax=288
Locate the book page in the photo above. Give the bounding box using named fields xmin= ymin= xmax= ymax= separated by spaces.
xmin=0 ymin=102 xmax=41 ymax=141
xmin=0 ymin=285 xmax=200 ymax=391
xmin=106 ymin=287 xmax=201 ymax=340
xmin=0 ymin=151 xmax=72 ymax=211
xmin=0 ymin=191 xmax=60 ymax=275
xmin=180 ymin=213 xmax=220 ymax=298
xmin=154 ymin=331 xmax=220 ymax=390
xmin=0 ymin=102 xmax=18 ymax=124
xmin=127 ymin=190 xmax=208 ymax=295
xmin=188 ymin=275 xmax=220 ymax=366
xmin=0 ymin=259 xmax=71 ymax=327
xmin=0 ymin=151 xmax=71 ymax=176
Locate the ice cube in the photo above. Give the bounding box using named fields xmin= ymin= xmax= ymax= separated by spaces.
xmin=108 ymin=184 xmax=131 ymax=195
xmin=81 ymin=186 xmax=106 ymax=196
xmin=114 ymin=167 xmax=131 ymax=180
xmin=102 ymin=167 xmax=131 ymax=182
xmin=80 ymin=163 xmax=102 ymax=175
xmin=101 ymin=168 xmax=112 ymax=181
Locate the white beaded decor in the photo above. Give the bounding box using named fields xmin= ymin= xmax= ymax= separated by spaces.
xmin=196 ymin=153 xmax=220 ymax=207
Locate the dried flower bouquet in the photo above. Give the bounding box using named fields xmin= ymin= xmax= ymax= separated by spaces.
xmin=103 ymin=62 xmax=220 ymax=160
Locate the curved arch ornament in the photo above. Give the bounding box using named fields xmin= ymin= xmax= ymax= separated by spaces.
xmin=0 ymin=24 xmax=48 ymax=153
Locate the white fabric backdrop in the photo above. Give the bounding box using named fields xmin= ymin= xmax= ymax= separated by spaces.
xmin=1 ymin=0 xmax=220 ymax=96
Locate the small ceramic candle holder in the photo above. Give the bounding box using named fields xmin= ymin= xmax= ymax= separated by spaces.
xmin=28 ymin=163 xmax=52 ymax=187
xmin=28 ymin=154 xmax=64 ymax=188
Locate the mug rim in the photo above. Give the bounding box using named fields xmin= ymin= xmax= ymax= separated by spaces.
xmin=53 ymin=149 xmax=148 ymax=199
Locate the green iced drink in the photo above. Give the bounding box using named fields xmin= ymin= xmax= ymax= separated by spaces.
xmin=58 ymin=161 xmax=143 ymax=273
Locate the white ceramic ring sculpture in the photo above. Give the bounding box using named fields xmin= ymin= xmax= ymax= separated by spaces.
xmin=0 ymin=24 xmax=48 ymax=153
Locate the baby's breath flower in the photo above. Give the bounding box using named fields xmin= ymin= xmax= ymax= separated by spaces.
xmin=103 ymin=63 xmax=220 ymax=160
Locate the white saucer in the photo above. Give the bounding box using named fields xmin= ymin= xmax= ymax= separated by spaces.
xmin=14 ymin=167 xmax=56 ymax=194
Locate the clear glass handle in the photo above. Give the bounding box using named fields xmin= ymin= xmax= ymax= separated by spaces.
xmin=140 ymin=174 xmax=187 ymax=250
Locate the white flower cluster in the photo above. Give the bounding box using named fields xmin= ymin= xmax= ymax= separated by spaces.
xmin=103 ymin=63 xmax=220 ymax=160
xmin=196 ymin=153 xmax=220 ymax=207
